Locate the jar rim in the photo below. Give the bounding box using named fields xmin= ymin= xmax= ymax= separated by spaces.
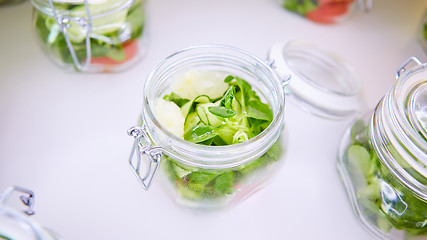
xmin=31 ymin=0 xmax=135 ymax=18
xmin=142 ymin=44 xmax=286 ymax=169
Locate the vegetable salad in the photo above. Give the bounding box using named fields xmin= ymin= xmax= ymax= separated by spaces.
xmin=154 ymin=71 xmax=283 ymax=203
xmin=33 ymin=0 xmax=144 ymax=71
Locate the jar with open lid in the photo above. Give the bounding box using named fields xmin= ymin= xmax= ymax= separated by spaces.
xmin=279 ymin=0 xmax=372 ymax=24
xmin=337 ymin=57 xmax=427 ymax=239
xmin=127 ymin=42 xmax=364 ymax=210
xmin=0 ymin=186 xmax=61 ymax=240
xmin=31 ymin=0 xmax=146 ymax=72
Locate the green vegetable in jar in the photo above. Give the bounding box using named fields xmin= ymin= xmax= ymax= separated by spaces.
xmin=345 ymin=120 xmax=427 ymax=236
xmin=155 ymin=71 xmax=281 ymax=201
xmin=33 ymin=0 xmax=145 ymax=70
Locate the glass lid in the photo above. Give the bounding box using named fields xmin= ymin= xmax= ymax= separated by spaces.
xmin=392 ymin=57 xmax=427 ymax=183
xmin=409 ymin=81 xmax=427 ymax=140
xmin=269 ymin=41 xmax=365 ymax=119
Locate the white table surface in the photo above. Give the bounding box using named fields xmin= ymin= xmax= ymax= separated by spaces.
xmin=1 ymin=0 xmax=427 ymax=239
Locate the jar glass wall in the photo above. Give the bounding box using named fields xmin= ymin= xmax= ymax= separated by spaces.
xmin=418 ymin=9 xmax=427 ymax=54
xmin=337 ymin=57 xmax=427 ymax=239
xmin=129 ymin=45 xmax=287 ymax=210
xmin=31 ymin=0 xmax=146 ymax=72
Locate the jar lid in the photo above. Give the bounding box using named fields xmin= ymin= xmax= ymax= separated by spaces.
xmin=389 ymin=57 xmax=427 ymax=187
xmin=0 ymin=186 xmax=58 ymax=240
xmin=269 ymin=41 xmax=364 ymax=119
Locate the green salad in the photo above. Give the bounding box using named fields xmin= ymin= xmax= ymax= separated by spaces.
xmin=154 ymin=71 xmax=282 ymax=201
xmin=345 ymin=120 xmax=427 ymax=236
xmin=33 ymin=0 xmax=144 ymax=70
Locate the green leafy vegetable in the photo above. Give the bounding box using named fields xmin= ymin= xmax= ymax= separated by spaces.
xmin=214 ymin=172 xmax=235 ymax=194
xmin=208 ymin=106 xmax=236 ymax=118
xmin=282 ymin=0 xmax=318 ymax=16
xmin=160 ymin=74 xmax=281 ymax=201
xmin=345 ymin=120 xmax=427 ymax=236
xmin=220 ymin=86 xmax=235 ymax=109
xmin=184 ymin=125 xmax=217 ymax=143
xmin=163 ymin=138 xmax=282 ymax=201
xmin=163 ymin=92 xmax=190 ymax=108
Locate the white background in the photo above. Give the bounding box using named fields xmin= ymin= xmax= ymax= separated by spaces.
xmin=1 ymin=0 xmax=427 ymax=239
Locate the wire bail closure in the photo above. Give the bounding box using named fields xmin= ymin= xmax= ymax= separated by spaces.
xmin=0 ymin=186 xmax=36 ymax=216
xmin=128 ymin=126 xmax=163 ymax=190
xmin=358 ymin=0 xmax=373 ymax=12
xmin=396 ymin=57 xmax=422 ymax=80
xmin=47 ymin=0 xmax=93 ymax=71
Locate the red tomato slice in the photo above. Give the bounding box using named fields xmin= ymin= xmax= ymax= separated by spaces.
xmin=90 ymin=40 xmax=139 ymax=66
xmin=319 ymin=0 xmax=353 ymax=4
xmin=320 ymin=2 xmax=351 ymax=17
xmin=306 ymin=1 xmax=352 ymax=23
xmin=306 ymin=10 xmax=336 ymax=24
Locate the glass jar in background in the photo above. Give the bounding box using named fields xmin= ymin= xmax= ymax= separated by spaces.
xmin=0 ymin=186 xmax=61 ymax=240
xmin=127 ymin=45 xmax=287 ymax=210
xmin=337 ymin=57 xmax=427 ymax=239
xmin=279 ymin=0 xmax=372 ymax=24
xmin=31 ymin=0 xmax=146 ymax=72
xmin=418 ymin=9 xmax=427 ymax=54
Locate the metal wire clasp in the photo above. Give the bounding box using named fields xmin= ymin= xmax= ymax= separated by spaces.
xmin=396 ymin=57 xmax=422 ymax=80
xmin=128 ymin=126 xmax=163 ymax=190
xmin=48 ymin=0 xmax=93 ymax=71
xmin=358 ymin=0 xmax=373 ymax=12
xmin=0 ymin=186 xmax=35 ymax=216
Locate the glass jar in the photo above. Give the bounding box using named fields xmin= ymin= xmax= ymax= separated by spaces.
xmin=127 ymin=45 xmax=287 ymax=210
xmin=0 ymin=186 xmax=61 ymax=240
xmin=31 ymin=0 xmax=146 ymax=72
xmin=279 ymin=0 xmax=372 ymax=24
xmin=337 ymin=57 xmax=427 ymax=239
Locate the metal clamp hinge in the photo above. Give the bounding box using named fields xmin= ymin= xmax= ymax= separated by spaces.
xmin=396 ymin=57 xmax=422 ymax=80
xmin=0 ymin=186 xmax=35 ymax=216
xmin=47 ymin=0 xmax=93 ymax=71
xmin=128 ymin=126 xmax=163 ymax=190
xmin=358 ymin=0 xmax=373 ymax=12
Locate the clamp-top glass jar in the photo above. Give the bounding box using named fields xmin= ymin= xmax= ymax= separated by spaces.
xmin=128 ymin=45 xmax=287 ymax=210
xmin=0 ymin=186 xmax=60 ymax=240
xmin=337 ymin=57 xmax=427 ymax=239
xmin=31 ymin=0 xmax=146 ymax=72
xmin=279 ymin=0 xmax=372 ymax=24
